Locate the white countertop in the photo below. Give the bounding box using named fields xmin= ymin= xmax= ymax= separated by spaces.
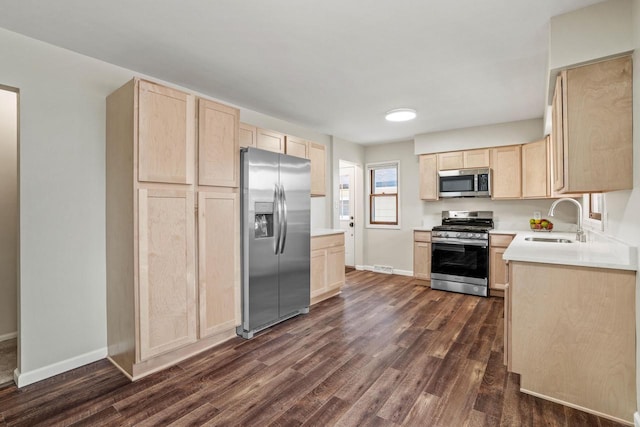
xmin=311 ymin=228 xmax=345 ymax=237
xmin=503 ymin=231 xmax=637 ymax=271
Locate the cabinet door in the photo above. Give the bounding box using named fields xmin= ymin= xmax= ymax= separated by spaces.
xmin=256 ymin=128 xmax=285 ymax=153
xmin=419 ymin=154 xmax=438 ymax=201
xmin=464 ymin=149 xmax=490 ymax=168
xmin=198 ymin=99 xmax=239 ymax=188
xmin=489 ymin=246 xmax=508 ymax=293
xmin=239 ymin=123 xmax=257 ymax=148
xmin=552 ymin=73 xmax=566 ymax=192
xmin=310 ymin=249 xmax=327 ymax=298
xmin=565 ymin=56 xmax=632 ymax=192
xmin=309 ymin=142 xmax=326 ymax=196
xmin=327 ymin=246 xmax=345 ymax=291
xmin=285 ymin=136 xmax=309 ymax=159
xmin=413 ymin=241 xmax=431 ymax=280
xmin=138 ymin=189 xmax=196 ymax=361
xmin=198 ymin=191 xmax=240 ymax=339
xmin=437 ymin=151 xmax=464 ymax=170
xmin=138 ymin=80 xmax=195 ymax=184
xmin=491 ymin=145 xmax=522 ymax=199
xmin=522 ymin=139 xmax=549 ymax=198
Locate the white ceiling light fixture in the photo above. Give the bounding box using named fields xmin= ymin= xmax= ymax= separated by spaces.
xmin=385 ymin=108 xmax=417 ymax=122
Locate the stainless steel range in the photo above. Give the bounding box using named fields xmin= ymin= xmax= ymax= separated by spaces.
xmin=431 ymin=211 xmax=493 ymax=297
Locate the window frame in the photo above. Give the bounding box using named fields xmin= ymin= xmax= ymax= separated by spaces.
xmin=582 ymin=193 xmax=605 ymax=231
xmin=366 ymin=161 xmax=401 ymax=229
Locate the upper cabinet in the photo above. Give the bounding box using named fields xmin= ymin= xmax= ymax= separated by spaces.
xmin=552 ymin=56 xmax=633 ymax=193
xmin=419 ymin=154 xmax=438 ymax=201
xmin=437 ymin=148 xmax=489 ymax=170
xmin=256 ymin=128 xmax=285 ymax=153
xmin=285 ymin=135 xmax=309 ymax=159
xmin=137 ymin=80 xmax=195 ymax=185
xmin=490 ymin=145 xmax=521 ymax=199
xmin=198 ymin=99 xmax=239 ymax=188
xmin=309 ymin=142 xmax=326 ymax=197
xmin=239 ymin=122 xmax=257 ymax=148
xmin=521 ymin=138 xmax=550 ymax=199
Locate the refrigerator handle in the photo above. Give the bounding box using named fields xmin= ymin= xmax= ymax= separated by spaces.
xmin=274 ymin=184 xmax=282 ymax=255
xmin=281 ymin=184 xmax=288 ymax=253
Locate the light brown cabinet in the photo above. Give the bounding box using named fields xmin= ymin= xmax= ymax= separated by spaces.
xmin=552 ymin=55 xmax=632 ymax=193
xmin=138 ymin=189 xmax=197 ymax=360
xmin=437 ymin=149 xmax=489 ymax=170
xmin=310 ymin=233 xmax=345 ymax=305
xmin=490 ymin=145 xmax=521 ymax=199
xmin=419 ymin=154 xmax=438 ymax=201
xmin=197 ymin=191 xmax=240 ymax=340
xmin=309 ymin=142 xmax=326 ymax=197
xmin=489 ymin=234 xmax=514 ymax=297
xmin=106 ymin=78 xmax=240 ymax=380
xmin=256 ymin=128 xmax=285 ymax=153
xmin=137 ymin=80 xmax=195 ymax=185
xmin=239 ymin=122 xmax=257 ymax=148
xmin=507 ymin=261 xmax=635 ymax=423
xmin=413 ymin=231 xmax=431 ymax=281
xmin=285 ymin=135 xmax=308 ymax=159
xmin=198 ymin=99 xmax=239 ymax=188
xmin=521 ymin=138 xmax=549 ymax=199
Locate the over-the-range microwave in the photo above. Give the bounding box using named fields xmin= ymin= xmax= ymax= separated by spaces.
xmin=438 ymin=168 xmax=491 ymax=198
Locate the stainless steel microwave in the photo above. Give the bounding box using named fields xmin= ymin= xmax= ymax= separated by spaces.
xmin=438 ymin=168 xmax=491 ymax=198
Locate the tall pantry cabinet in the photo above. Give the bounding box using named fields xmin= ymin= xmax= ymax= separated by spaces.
xmin=106 ymin=78 xmax=240 ymax=380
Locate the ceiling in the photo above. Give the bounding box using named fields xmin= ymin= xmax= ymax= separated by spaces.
xmin=0 ymin=0 xmax=604 ymax=144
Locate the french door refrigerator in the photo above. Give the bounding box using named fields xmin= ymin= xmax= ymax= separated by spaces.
xmin=237 ymin=147 xmax=311 ymax=339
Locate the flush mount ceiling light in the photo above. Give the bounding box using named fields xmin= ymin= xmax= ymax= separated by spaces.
xmin=385 ymin=108 xmax=417 ymax=122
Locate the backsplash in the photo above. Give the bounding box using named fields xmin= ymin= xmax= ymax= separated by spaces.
xmin=420 ymin=197 xmax=580 ymax=231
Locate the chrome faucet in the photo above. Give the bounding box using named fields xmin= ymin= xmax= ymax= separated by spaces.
xmin=548 ymin=198 xmax=587 ymax=242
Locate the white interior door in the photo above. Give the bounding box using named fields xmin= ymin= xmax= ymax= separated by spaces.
xmin=339 ymin=165 xmax=355 ymax=267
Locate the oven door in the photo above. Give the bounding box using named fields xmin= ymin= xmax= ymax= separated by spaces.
xmin=431 ymin=239 xmax=488 ymax=286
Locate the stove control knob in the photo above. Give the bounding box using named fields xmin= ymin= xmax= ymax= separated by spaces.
xmin=474 ymin=233 xmax=480 ymax=238
xmin=456 ymin=232 xmax=461 ymax=238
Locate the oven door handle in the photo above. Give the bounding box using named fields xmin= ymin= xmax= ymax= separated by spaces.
xmin=431 ymin=237 xmax=488 ymax=247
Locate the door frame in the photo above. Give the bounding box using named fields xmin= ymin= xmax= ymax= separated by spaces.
xmin=0 ymin=84 xmax=20 ymax=385
xmin=337 ymin=159 xmax=363 ymax=269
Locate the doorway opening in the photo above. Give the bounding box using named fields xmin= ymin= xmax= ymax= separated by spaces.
xmin=338 ymin=160 xmax=362 ymax=271
xmin=0 ymin=85 xmax=19 ymax=386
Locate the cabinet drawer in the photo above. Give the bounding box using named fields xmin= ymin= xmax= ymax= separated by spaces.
xmin=490 ymin=234 xmax=515 ymax=248
xmin=311 ymin=233 xmax=344 ymax=251
xmin=414 ymin=231 xmax=431 ymax=243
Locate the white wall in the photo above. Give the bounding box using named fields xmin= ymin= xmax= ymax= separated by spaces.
xmin=0 ymin=27 xmax=334 ymax=385
xmin=332 ymin=137 xmax=365 ymax=266
xmin=0 ymin=88 xmax=18 ymax=338
xmin=414 ymin=118 xmax=543 ymax=155
xmin=364 ymin=141 xmax=421 ymax=273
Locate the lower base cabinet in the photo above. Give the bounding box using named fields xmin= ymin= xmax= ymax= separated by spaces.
xmin=506 ymin=261 xmax=636 ymax=424
xmin=489 ymin=234 xmax=514 ymax=297
xmin=413 ymin=231 xmax=431 ymax=281
xmin=311 ymin=233 xmax=345 ymax=305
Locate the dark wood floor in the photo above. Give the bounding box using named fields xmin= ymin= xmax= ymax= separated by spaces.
xmin=0 ymin=271 xmax=626 ymax=426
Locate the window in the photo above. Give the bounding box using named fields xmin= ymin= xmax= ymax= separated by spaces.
xmin=367 ymin=162 xmax=399 ymax=227
xmin=339 ymin=174 xmax=350 ymax=220
xmin=588 ymin=193 xmax=603 ymax=220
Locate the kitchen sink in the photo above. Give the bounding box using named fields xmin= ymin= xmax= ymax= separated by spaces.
xmin=524 ymin=237 xmax=573 ymax=243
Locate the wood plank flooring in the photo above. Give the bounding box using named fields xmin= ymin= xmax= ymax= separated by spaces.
xmin=0 ymin=271 xmax=626 ymax=426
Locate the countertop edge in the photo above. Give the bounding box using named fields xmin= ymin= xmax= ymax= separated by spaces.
xmin=311 ymin=229 xmax=346 ymax=237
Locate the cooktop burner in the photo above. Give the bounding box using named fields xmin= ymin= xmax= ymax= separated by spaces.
xmin=433 ymin=210 xmax=494 ymax=233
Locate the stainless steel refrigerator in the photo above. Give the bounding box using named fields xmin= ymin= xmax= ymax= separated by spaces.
xmin=237 ymin=147 xmax=311 ymax=339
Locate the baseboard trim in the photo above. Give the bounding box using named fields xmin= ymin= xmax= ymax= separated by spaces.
xmin=0 ymin=331 xmax=17 ymax=342
xmin=358 ymin=265 xmax=413 ymax=277
xmin=634 ymin=411 xmax=639 ymax=427
xmin=14 ymin=347 xmax=107 ymax=388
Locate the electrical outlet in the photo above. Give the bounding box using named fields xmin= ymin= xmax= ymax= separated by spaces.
xmin=533 ymin=211 xmax=541 ymax=220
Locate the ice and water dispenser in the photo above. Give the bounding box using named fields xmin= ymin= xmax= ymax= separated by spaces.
xmin=254 ymin=202 xmax=274 ymax=238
